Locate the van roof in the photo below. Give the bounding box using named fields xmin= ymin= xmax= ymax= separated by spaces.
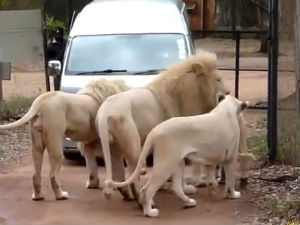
xmin=69 ymin=0 xmax=188 ymax=37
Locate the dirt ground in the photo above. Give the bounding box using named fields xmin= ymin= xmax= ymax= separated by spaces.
xmin=0 ymin=38 xmax=297 ymax=225
xmin=0 ymin=111 xmax=264 ymax=225
xmin=0 ymin=154 xmax=256 ymax=225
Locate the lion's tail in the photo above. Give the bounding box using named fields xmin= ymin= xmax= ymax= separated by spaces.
xmin=0 ymin=93 xmax=47 ymax=130
xmin=105 ymin=131 xmax=154 ymax=190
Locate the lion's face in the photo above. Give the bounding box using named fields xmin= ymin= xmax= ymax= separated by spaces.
xmin=193 ymin=64 xmax=230 ymax=109
xmin=212 ymin=71 xmax=230 ymax=97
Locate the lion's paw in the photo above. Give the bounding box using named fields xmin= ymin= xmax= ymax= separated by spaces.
xmin=184 ymin=198 xmax=197 ymax=208
xmin=85 ymin=179 xmax=99 ymax=189
xmin=32 ymin=193 xmax=44 ymax=201
xmin=103 ymin=188 xmax=114 ymax=199
xmin=145 ymin=208 xmax=159 ymax=217
xmin=184 ymin=184 xmax=197 ymax=195
xmin=225 ymin=190 xmax=241 ymax=199
xmin=56 ymin=191 xmax=69 ymax=200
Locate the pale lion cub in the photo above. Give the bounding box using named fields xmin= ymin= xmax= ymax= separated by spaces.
xmin=105 ymin=95 xmax=249 ymax=217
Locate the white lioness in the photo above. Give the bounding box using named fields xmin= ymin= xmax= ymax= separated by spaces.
xmin=96 ymin=52 xmax=231 ymax=201
xmin=191 ymin=115 xmax=254 ymax=188
xmin=105 ymin=95 xmax=249 ymax=217
xmin=0 ymin=79 xmax=129 ymax=200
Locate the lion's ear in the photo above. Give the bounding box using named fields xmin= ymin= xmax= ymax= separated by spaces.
xmin=241 ymin=101 xmax=250 ymax=111
xmin=191 ymin=63 xmax=204 ymax=76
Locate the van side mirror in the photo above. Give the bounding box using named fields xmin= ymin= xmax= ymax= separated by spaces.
xmin=48 ymin=60 xmax=61 ymax=77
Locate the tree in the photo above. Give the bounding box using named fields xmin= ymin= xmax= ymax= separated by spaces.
xmin=257 ymin=0 xmax=268 ymax=53
xmin=279 ymin=0 xmax=296 ymax=41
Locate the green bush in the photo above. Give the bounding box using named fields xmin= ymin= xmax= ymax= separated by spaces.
xmin=247 ymin=135 xmax=268 ymax=159
xmin=3 ymin=95 xmax=34 ymax=119
xmin=45 ymin=14 xmax=68 ymax=40
xmin=277 ymin=110 xmax=300 ymax=166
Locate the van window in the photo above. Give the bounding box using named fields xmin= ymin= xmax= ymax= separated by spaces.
xmin=65 ymin=34 xmax=188 ymax=75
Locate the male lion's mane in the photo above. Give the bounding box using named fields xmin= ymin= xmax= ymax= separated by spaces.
xmin=146 ymin=51 xmax=218 ymax=117
xmin=78 ymin=78 xmax=130 ymax=104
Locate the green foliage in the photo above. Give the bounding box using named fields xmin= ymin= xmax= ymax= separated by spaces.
xmin=0 ymin=0 xmax=40 ymax=10
xmin=277 ymin=110 xmax=300 ymax=166
xmin=247 ymin=135 xmax=268 ymax=159
xmin=45 ymin=14 xmax=67 ymax=40
xmin=0 ymin=0 xmax=9 ymax=8
xmin=3 ymin=95 xmax=34 ymax=119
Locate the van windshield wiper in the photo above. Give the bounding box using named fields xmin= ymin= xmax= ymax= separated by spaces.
xmin=132 ymin=69 xmax=164 ymax=75
xmin=75 ymin=69 xmax=127 ymax=75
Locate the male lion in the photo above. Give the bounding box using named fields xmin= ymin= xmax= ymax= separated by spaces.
xmin=0 ymin=78 xmax=129 ymax=200
xmin=96 ymin=52 xmax=231 ymax=202
xmin=105 ymin=95 xmax=249 ymax=217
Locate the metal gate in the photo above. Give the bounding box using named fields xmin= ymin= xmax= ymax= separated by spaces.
xmin=191 ymin=0 xmax=280 ymax=162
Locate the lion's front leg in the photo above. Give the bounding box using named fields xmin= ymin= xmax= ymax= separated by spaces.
xmin=83 ymin=142 xmax=100 ymax=189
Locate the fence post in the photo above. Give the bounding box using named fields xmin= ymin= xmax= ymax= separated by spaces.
xmin=231 ymin=0 xmax=237 ymax=40
xmin=268 ymin=0 xmax=279 ymax=162
xmin=235 ymin=31 xmax=240 ymax=99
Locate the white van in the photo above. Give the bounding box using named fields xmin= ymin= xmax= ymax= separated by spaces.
xmin=48 ymin=0 xmax=195 ymax=157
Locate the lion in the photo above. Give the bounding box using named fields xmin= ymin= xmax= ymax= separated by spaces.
xmin=190 ymin=112 xmax=254 ymax=188
xmin=105 ymin=95 xmax=249 ymax=217
xmin=95 ymin=52 xmax=233 ymax=203
xmin=0 ymin=78 xmax=129 ymax=200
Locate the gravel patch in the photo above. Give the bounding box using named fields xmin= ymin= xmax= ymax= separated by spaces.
xmin=0 ymin=124 xmax=31 ymax=174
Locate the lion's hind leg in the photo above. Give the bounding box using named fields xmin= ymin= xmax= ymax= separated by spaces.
xmin=173 ymin=161 xmax=197 ymax=208
xmin=44 ymin=127 xmax=69 ymax=200
xmin=111 ymin=115 xmax=142 ymax=203
xmin=141 ymin=171 xmax=170 ymax=217
xmin=223 ymin=158 xmax=241 ymax=199
xmin=111 ymin=144 xmax=134 ymax=201
xmin=30 ymin=124 xmax=45 ymax=201
xmin=141 ymin=157 xmax=177 ymax=217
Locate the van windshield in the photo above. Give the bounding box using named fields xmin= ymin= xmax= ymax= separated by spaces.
xmin=65 ymin=34 xmax=188 ymax=75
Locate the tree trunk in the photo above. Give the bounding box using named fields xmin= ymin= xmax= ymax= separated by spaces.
xmin=295 ymin=1 xmax=300 ymax=98
xmin=279 ymin=0 xmax=296 ymax=41
xmin=257 ymin=0 xmax=268 ymax=53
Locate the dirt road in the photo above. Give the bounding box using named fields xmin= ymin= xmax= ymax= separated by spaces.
xmin=0 ymin=154 xmax=256 ymax=225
